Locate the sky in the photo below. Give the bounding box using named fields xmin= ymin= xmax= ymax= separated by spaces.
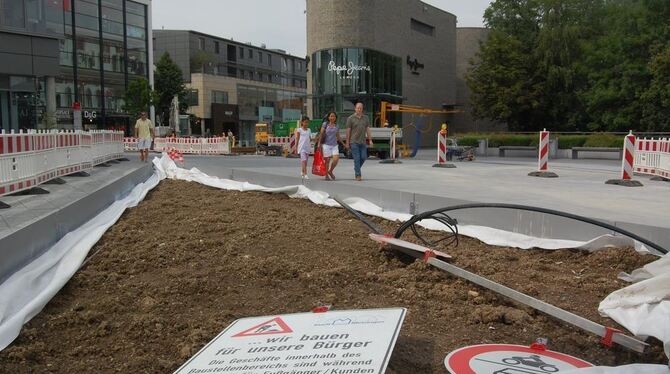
xmin=151 ymin=0 xmax=492 ymax=57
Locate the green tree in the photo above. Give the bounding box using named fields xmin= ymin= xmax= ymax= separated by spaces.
xmin=467 ymin=0 xmax=669 ymax=132
xmin=123 ymin=77 xmax=157 ymax=117
xmin=154 ymin=52 xmax=187 ymax=126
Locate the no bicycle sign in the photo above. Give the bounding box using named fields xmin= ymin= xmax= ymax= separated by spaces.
xmin=174 ymin=308 xmax=406 ymax=374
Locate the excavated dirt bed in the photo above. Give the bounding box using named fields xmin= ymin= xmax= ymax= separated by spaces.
xmin=0 ymin=179 xmax=665 ymax=373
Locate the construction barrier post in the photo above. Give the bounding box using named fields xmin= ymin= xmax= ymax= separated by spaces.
xmin=528 ymin=129 xmax=558 ymax=178
xmin=287 ymin=130 xmax=299 ymax=158
xmin=606 ymin=130 xmax=643 ymax=187
xmin=432 ymin=123 xmax=456 ymax=168
xmin=380 ymin=125 xmax=402 ymax=164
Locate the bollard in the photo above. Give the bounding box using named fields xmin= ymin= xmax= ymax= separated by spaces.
xmin=606 ymin=131 xmax=642 ymax=187
xmin=529 ymin=129 xmax=558 ymax=178
xmin=380 ymin=125 xmax=402 ymax=164
xmin=287 ymin=130 xmax=299 ymax=158
xmin=432 ymin=123 xmax=456 ymax=168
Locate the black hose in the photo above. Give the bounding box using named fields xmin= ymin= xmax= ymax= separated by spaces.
xmin=333 ymin=196 xmax=384 ymax=235
xmin=394 ymin=203 xmax=668 ymax=255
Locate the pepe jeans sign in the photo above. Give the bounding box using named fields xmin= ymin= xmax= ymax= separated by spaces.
xmin=328 ymin=61 xmax=370 ymax=79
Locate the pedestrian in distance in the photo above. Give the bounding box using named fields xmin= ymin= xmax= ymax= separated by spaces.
xmin=345 ymin=102 xmax=373 ymax=181
xmin=295 ymin=115 xmax=312 ymax=180
xmin=317 ymin=111 xmax=342 ymax=181
xmin=134 ymin=111 xmax=154 ymax=162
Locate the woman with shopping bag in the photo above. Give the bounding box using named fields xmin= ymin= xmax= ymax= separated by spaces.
xmin=316 ymin=111 xmax=343 ymax=180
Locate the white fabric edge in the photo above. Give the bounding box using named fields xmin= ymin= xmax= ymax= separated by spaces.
xmin=0 ymin=172 xmax=160 ymax=351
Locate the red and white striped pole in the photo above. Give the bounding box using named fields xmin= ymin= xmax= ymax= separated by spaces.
xmin=606 ymin=130 xmax=642 ymax=187
xmin=433 ymin=124 xmax=455 ymax=168
xmin=529 ymin=128 xmax=558 ymax=177
xmin=380 ymin=125 xmax=402 ymax=164
xmin=621 ymin=131 xmax=635 ymax=180
xmin=538 ymin=129 xmax=549 ymax=171
xmin=287 ymin=129 xmax=298 ymax=158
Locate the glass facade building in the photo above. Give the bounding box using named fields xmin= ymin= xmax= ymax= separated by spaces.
xmin=0 ymin=0 xmax=64 ymax=132
xmin=311 ymin=48 xmax=402 ymax=125
xmin=1 ymin=0 xmax=150 ymax=132
xmin=57 ymin=0 xmax=150 ymax=131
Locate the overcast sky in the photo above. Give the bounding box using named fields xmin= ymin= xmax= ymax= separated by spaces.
xmin=152 ymin=0 xmax=492 ymax=57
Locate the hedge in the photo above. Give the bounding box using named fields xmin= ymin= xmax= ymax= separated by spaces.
xmin=454 ymin=133 xmax=625 ymax=149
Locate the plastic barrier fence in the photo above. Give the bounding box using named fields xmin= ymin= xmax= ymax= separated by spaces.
xmin=0 ymin=130 xmax=124 ymax=197
xmin=123 ymin=137 xmax=138 ymax=152
xmin=146 ymin=137 xmax=231 ymax=155
xmin=634 ymin=137 xmax=670 ymax=179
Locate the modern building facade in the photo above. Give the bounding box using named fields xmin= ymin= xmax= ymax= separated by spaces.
xmin=306 ymin=0 xmax=457 ymax=146
xmin=0 ymin=0 xmax=64 ymax=132
xmin=0 ymin=0 xmax=152 ymax=133
xmin=307 ymin=0 xmax=503 ymax=145
xmin=57 ymin=0 xmax=153 ymax=131
xmin=153 ymin=30 xmax=307 ymax=145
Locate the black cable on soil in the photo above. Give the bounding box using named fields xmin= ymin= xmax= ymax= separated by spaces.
xmin=394 ymin=203 xmax=667 ymax=255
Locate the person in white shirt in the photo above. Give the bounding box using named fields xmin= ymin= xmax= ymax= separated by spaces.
xmin=295 ymin=116 xmax=312 ymax=179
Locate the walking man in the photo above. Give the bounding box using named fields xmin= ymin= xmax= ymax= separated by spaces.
xmin=134 ymin=111 xmax=154 ymax=162
xmin=345 ymin=102 xmax=373 ymax=181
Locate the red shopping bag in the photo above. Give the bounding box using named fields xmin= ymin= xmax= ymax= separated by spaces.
xmin=312 ymin=149 xmax=327 ymax=176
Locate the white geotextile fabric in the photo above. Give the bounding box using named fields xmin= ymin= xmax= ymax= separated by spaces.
xmin=0 ymin=171 xmax=160 ymax=351
xmin=0 ymin=154 xmax=667 ymax=373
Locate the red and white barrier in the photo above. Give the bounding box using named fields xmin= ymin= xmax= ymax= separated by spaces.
xmin=124 ymin=137 xmax=138 ymax=152
xmin=1 ymin=130 xmax=124 ymax=197
xmin=436 ymin=128 xmax=447 ymax=164
xmin=621 ymin=131 xmax=636 ymax=180
xmin=268 ymin=136 xmax=291 ymax=152
xmin=432 ymin=125 xmax=456 ymax=168
xmin=289 ymin=132 xmax=297 ymax=155
xmin=149 ymin=137 xmax=230 ymax=155
xmin=538 ymin=129 xmax=549 ymax=171
xmin=634 ymin=137 xmax=670 ymax=179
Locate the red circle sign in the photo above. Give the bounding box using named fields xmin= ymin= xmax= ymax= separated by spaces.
xmin=445 ymin=344 xmax=592 ymax=374
xmin=72 ymin=102 xmax=81 ymax=110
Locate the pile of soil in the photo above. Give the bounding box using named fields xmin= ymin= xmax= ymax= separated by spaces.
xmin=0 ymin=180 xmax=664 ymax=373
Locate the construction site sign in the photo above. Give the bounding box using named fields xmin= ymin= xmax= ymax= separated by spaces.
xmin=444 ymin=344 xmax=593 ymax=374
xmin=174 ymin=308 xmax=406 ymax=374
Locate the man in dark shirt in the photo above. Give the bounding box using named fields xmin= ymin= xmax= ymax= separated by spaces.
xmin=345 ymin=102 xmax=373 ymax=181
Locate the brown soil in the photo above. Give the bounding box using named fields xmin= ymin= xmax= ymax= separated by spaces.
xmin=0 ymin=179 xmax=664 ymax=373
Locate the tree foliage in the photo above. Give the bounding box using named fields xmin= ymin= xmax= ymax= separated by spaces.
xmin=467 ymin=0 xmax=670 ymax=132
xmin=123 ymin=77 xmax=157 ymax=117
xmin=154 ymin=52 xmax=188 ymax=126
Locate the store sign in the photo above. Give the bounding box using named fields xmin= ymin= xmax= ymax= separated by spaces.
xmin=174 ymin=308 xmax=406 ymax=374
xmin=55 ymin=109 xmax=72 ymax=119
xmin=407 ymin=55 xmax=424 ymax=75
xmin=84 ymin=110 xmax=97 ymax=119
xmin=328 ymin=61 xmax=371 ymax=79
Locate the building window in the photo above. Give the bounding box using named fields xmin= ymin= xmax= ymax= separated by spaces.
xmin=297 ymin=61 xmax=302 ymax=71
xmin=247 ymin=48 xmax=252 ymax=59
xmin=258 ymin=51 xmax=263 ymax=63
xmin=267 ymin=54 xmax=272 ymax=66
xmin=198 ymin=37 xmax=205 ymax=50
xmin=239 ymin=46 xmax=244 ymax=58
xmin=186 ymin=89 xmax=199 ymax=106
xmin=410 ymin=18 xmax=435 ymax=36
xmin=214 ymin=41 xmax=220 ymax=54
xmin=212 ymin=90 xmax=228 ymax=104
